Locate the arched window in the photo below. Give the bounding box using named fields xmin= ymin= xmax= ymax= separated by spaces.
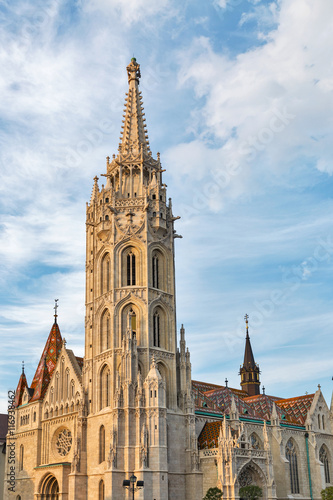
xmin=101 ymin=254 xmax=111 ymax=294
xmin=19 ymin=445 xmax=24 ymax=471
xmin=152 ymin=255 xmax=159 ymax=288
xmin=250 ymin=433 xmax=261 ymax=449
xmin=320 ymin=445 xmax=330 ymax=484
xmin=318 ymin=414 xmax=321 ymax=429
xmin=100 ymin=310 xmax=111 ymax=352
xmin=153 ymin=312 xmax=160 ymax=347
xmin=100 ymin=365 xmax=111 ymax=410
xmin=286 ymin=439 xmax=300 ymax=494
xmin=99 ymin=479 xmax=105 ymax=500
xmin=127 ymin=252 xmax=136 ymax=286
xmin=99 ymin=426 xmax=105 ymax=463
xmin=66 ymin=370 xmax=70 ymax=400
xmin=322 ymin=415 xmax=325 ymax=430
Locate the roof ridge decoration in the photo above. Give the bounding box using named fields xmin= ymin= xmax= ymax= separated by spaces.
xmin=118 ymin=58 xmax=151 ymax=157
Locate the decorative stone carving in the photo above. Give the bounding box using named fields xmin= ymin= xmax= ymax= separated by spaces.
xmin=56 ymin=428 xmax=72 ymax=457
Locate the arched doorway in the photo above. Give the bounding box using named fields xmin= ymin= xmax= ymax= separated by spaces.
xmin=40 ymin=473 xmax=59 ymax=499
xmin=237 ymin=461 xmax=267 ymax=500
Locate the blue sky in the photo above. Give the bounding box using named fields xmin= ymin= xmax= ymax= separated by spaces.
xmin=1 ymin=0 xmax=333 ymax=412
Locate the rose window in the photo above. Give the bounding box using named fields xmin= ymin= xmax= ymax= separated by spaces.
xmin=56 ymin=428 xmax=72 ymax=456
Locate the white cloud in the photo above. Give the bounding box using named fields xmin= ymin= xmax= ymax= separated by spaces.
xmin=175 ymin=0 xmax=333 ymax=194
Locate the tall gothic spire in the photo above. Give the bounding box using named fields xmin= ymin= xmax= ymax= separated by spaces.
xmin=239 ymin=314 xmax=260 ymax=396
xmin=119 ymin=57 xmax=151 ymax=156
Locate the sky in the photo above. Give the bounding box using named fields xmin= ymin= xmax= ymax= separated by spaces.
xmin=0 ymin=0 xmax=333 ymax=413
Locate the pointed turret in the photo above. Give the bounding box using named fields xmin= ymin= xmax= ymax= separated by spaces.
xmin=13 ymin=362 xmax=28 ymax=407
xmin=119 ymin=58 xmax=151 ymax=156
xmin=239 ymin=314 xmax=260 ymax=396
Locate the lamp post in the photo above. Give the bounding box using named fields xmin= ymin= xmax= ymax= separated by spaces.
xmin=123 ymin=474 xmax=144 ymax=499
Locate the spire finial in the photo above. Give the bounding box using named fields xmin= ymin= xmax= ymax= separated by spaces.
xmin=54 ymin=299 xmax=59 ymax=323
xmin=127 ymin=57 xmax=141 ymax=84
xmin=22 ymin=361 xmax=25 ymax=374
xmin=244 ymin=314 xmax=249 ymax=335
xmin=262 ymin=386 xmax=265 ymax=395
xmin=225 ymin=378 xmax=228 ymax=388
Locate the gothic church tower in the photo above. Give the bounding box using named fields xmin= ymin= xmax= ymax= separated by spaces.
xmin=83 ymin=58 xmax=202 ymax=499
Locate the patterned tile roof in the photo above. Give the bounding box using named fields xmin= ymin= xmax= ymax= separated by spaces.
xmin=14 ymin=371 xmax=28 ymax=408
xmin=30 ymin=321 xmax=63 ymax=401
xmin=205 ymin=386 xmax=263 ymax=420
xmin=30 ymin=360 xmax=51 ymax=402
xmin=243 ymin=394 xmax=282 ymax=421
xmin=198 ymin=421 xmax=222 ymax=449
xmin=275 ymin=393 xmax=315 ymax=425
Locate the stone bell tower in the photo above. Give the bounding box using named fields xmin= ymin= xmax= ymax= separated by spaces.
xmin=83 ymin=58 xmax=202 ymax=499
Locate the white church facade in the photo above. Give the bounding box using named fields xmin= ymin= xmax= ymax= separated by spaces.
xmin=4 ymin=59 xmax=333 ymax=500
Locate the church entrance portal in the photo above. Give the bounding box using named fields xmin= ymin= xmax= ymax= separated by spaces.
xmin=39 ymin=474 xmax=59 ymax=499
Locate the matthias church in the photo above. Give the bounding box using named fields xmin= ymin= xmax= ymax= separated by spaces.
xmin=4 ymin=59 xmax=333 ymax=500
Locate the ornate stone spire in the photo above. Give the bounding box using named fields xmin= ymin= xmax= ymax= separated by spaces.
xmin=119 ymin=58 xmax=151 ymax=156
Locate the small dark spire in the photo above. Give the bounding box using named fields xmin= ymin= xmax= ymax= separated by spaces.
xmin=22 ymin=361 xmax=25 ymax=374
xmin=262 ymin=386 xmax=265 ymax=395
xmin=54 ymin=299 xmax=59 ymax=323
xmin=239 ymin=314 xmax=260 ymax=396
xmin=225 ymin=378 xmax=228 ymax=388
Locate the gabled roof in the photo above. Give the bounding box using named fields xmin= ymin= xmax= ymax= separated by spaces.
xmin=243 ymin=394 xmax=282 ymax=421
xmin=14 ymin=370 xmax=28 ymax=407
xmin=29 ymin=321 xmax=62 ymax=402
xmin=275 ymin=393 xmax=315 ymax=425
xmin=204 ymin=386 xmax=263 ymax=420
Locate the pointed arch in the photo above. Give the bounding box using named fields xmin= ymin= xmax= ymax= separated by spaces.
xmin=99 ymin=425 xmax=105 ymax=463
xmin=101 ymin=252 xmax=111 ymax=294
xmin=286 ymin=438 xmax=300 ymax=494
xmin=39 ymin=473 xmax=59 ymax=499
xmin=99 ymin=479 xmax=105 ymax=500
xmin=100 ymin=308 xmax=111 ymax=352
xmin=118 ymin=243 xmax=143 ymax=288
xmin=100 ymin=364 xmax=111 ymax=410
xmin=250 ymin=432 xmax=262 ymax=450
xmin=320 ymin=444 xmax=330 ymax=484
xmin=151 ymin=305 xmax=169 ymax=350
xmin=150 ymin=245 xmax=169 ymax=292
xmin=19 ymin=444 xmax=24 ymax=471
xmin=120 ymin=302 xmax=142 ymax=345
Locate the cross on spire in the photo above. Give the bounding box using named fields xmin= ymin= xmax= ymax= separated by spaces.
xmin=54 ymin=299 xmax=59 ymax=323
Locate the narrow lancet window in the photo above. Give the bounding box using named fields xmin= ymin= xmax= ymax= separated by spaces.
xmin=153 ymin=312 xmax=160 ymax=347
xmin=127 ymin=252 xmax=136 ymax=286
xmin=152 ymin=256 xmax=159 ymax=289
xmin=99 ymin=426 xmax=105 ymax=463
xmin=320 ymin=445 xmax=330 ymax=484
xmin=286 ymin=439 xmax=300 ymax=494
